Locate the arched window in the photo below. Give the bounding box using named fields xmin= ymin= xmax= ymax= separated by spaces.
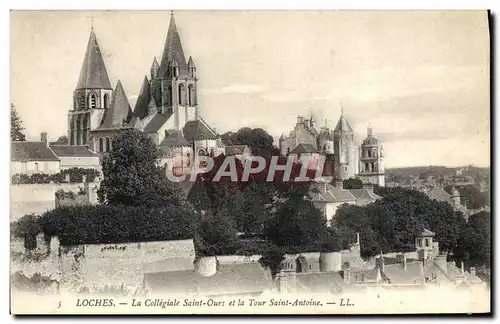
xmin=106 ymin=138 xmax=111 ymax=152
xmin=188 ymin=84 xmax=195 ymax=106
xmin=88 ymin=93 xmax=97 ymax=109
xmin=186 ymin=152 xmax=191 ymax=167
xmin=168 ymin=86 xmax=173 ymax=106
xmin=99 ymin=138 xmax=104 ymax=152
xmin=178 ymin=84 xmax=185 ymax=105
xmin=103 ymin=94 xmax=109 ymax=109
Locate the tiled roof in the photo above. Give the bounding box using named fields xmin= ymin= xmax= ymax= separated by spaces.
xmin=290 ymin=143 xmax=319 ymax=154
xmin=350 ymin=268 xmax=380 ymax=283
xmin=334 ymin=115 xmax=353 ymax=133
xmin=143 ymin=113 xmax=173 ymax=133
xmin=76 ymin=30 xmax=112 ymax=90
xmin=382 ymin=262 xmax=424 ymax=285
xmin=11 ymin=142 xmax=59 ymax=162
xmin=158 ymin=13 xmax=188 ymax=78
xmin=225 ymin=145 xmax=249 ymax=156
xmin=427 ymin=187 xmax=451 ymax=203
xmin=183 ymin=120 xmax=217 ymax=141
xmin=348 ymin=189 xmax=382 ymax=201
xmin=133 ymin=76 xmax=151 ymax=120
xmin=159 ymin=130 xmax=191 ymax=147
xmin=420 ymin=228 xmax=435 ymax=237
xmin=50 ymin=145 xmax=99 ymax=157
xmin=99 ymin=80 xmax=133 ymax=129
xmin=295 ymin=272 xmax=345 ymax=293
xmin=144 ymin=263 xmax=273 ymax=296
xmin=311 ymin=183 xmax=356 ymax=203
xmin=143 ymin=257 xmax=194 ymax=273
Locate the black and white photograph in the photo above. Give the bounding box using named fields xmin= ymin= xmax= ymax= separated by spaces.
xmin=9 ymin=10 xmax=491 ymax=315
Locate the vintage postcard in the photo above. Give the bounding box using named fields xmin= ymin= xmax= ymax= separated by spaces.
xmin=10 ymin=10 xmax=491 ymax=315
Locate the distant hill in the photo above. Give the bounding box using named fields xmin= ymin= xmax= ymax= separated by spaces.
xmin=386 ymin=165 xmax=490 ymax=181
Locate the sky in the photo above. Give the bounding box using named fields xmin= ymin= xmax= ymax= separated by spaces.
xmin=10 ymin=10 xmax=490 ymax=168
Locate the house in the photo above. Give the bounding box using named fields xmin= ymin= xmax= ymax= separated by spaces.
xmin=310 ymin=182 xmax=357 ymax=223
xmin=11 ymin=134 xmax=60 ymax=175
xmin=49 ymin=145 xmax=101 ymax=171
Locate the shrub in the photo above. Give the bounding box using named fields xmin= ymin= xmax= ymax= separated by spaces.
xmin=40 ymin=204 xmax=197 ymax=246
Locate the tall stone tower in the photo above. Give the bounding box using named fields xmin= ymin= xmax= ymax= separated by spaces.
xmin=333 ymin=109 xmax=357 ymax=182
xmin=153 ymin=12 xmax=198 ymax=131
xmin=68 ymin=27 xmax=113 ymax=145
xmin=358 ymin=125 xmax=385 ymax=187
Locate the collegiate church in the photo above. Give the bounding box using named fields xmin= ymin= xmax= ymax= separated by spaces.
xmin=67 ymin=11 xmax=385 ymax=186
xmin=68 ymin=12 xmax=223 ymax=165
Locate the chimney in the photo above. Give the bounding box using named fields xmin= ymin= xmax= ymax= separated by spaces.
xmin=469 ymin=267 xmax=476 ymax=277
xmin=396 ymin=253 xmax=407 ymax=270
xmin=278 ymin=271 xmax=288 ymax=293
xmin=341 ymin=268 xmax=350 ymax=284
xmin=335 ymin=179 xmax=344 ymax=188
xmin=41 ymin=132 xmax=48 ymax=147
xmin=375 ymin=252 xmax=385 ymax=273
xmin=461 ymin=261 xmax=465 ymax=274
xmin=287 ymin=271 xmax=297 ymax=293
xmin=355 ymin=232 xmax=360 ymax=246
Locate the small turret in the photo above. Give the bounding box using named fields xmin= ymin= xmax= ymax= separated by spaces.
xmin=150 ymin=57 xmax=159 ymax=79
xmin=187 ymin=56 xmax=196 ymax=78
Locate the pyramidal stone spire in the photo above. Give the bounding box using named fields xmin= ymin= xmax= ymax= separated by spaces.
xmin=100 ymin=80 xmax=133 ymax=128
xmin=334 ymin=106 xmax=353 ymax=134
xmin=76 ymin=29 xmax=112 ymax=90
xmin=133 ymin=76 xmax=151 ymax=120
xmin=158 ymin=11 xmax=188 ymax=77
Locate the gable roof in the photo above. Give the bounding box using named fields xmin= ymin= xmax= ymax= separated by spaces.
xmin=99 ymin=80 xmax=133 ymax=129
xmin=348 ymin=189 xmax=382 ymax=201
xmin=144 ymin=263 xmax=273 ymax=296
xmin=76 ymin=30 xmax=112 ymax=90
xmin=311 ymin=183 xmax=356 ymax=203
xmin=11 ymin=142 xmax=59 ymax=162
xmin=143 ymin=113 xmax=173 ymax=133
xmin=159 ymin=130 xmax=191 ymax=147
xmin=133 ymin=76 xmax=151 ymax=120
xmin=290 ymin=143 xmax=319 ymax=154
xmin=225 ymin=145 xmax=249 ymax=156
xmin=427 ymin=187 xmax=451 ymax=203
xmin=183 ymin=120 xmax=217 ymax=141
xmin=420 ymin=228 xmax=435 ymax=237
xmin=158 ymin=13 xmax=188 ymax=78
xmin=50 ymin=145 xmax=99 ymax=157
xmin=294 ymin=272 xmax=345 ymax=293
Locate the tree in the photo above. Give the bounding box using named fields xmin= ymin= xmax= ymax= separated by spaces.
xmin=454 ymin=211 xmax=490 ymax=268
xmin=97 ymin=129 xmax=184 ymax=207
xmin=264 ymin=188 xmax=327 ymax=249
xmin=220 ymin=127 xmax=277 ymax=155
xmin=195 ymin=207 xmax=239 ymax=256
xmin=445 ymin=184 xmax=488 ymax=209
xmin=11 ymin=103 xmax=26 ymax=141
xmin=343 ymin=178 xmax=364 ymax=189
xmin=54 ymin=135 xmax=68 ymax=145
